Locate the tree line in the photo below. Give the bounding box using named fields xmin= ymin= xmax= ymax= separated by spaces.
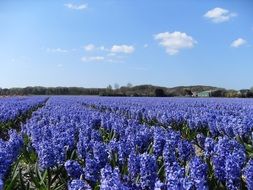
xmin=0 ymin=87 xmax=104 ymax=96
xmin=0 ymin=85 xmax=253 ymax=98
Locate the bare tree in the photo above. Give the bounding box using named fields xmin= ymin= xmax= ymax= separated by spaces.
xmin=127 ymin=83 xmax=133 ymax=88
xmin=107 ymin=85 xmax=112 ymax=91
xmin=114 ymin=83 xmax=120 ymax=89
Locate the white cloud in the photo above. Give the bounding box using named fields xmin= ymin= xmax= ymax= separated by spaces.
xmin=154 ymin=31 xmax=197 ymax=55
xmin=46 ymin=48 xmax=68 ymax=53
xmin=204 ymin=7 xmax=237 ymax=23
xmin=81 ymin=56 xmax=105 ymax=62
xmin=83 ymin=44 xmax=108 ymax=52
xmin=82 ymin=44 xmax=134 ymax=54
xmin=81 ymin=53 xmax=126 ymax=63
xmin=231 ymin=38 xmax=246 ymax=48
xmin=110 ymin=45 xmax=135 ymax=54
xmin=84 ymin=44 xmax=96 ymax=51
xmin=64 ymin=3 xmax=87 ymax=10
xmin=81 ymin=44 xmax=134 ymax=63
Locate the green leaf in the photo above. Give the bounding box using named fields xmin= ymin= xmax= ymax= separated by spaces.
xmin=54 ymin=183 xmax=66 ymax=190
xmin=94 ymin=185 xmax=100 ymax=190
xmin=19 ymin=168 xmax=26 ymax=189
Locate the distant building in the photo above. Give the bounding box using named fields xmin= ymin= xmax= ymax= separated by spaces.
xmin=197 ymin=90 xmax=212 ymax=97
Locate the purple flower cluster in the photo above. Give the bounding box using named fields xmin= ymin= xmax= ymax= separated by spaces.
xmin=0 ymin=130 xmax=23 ymax=185
xmin=65 ymin=160 xmax=84 ymax=179
xmin=140 ymin=153 xmax=157 ymax=190
xmin=68 ymin=179 xmax=91 ymax=190
xmin=83 ymin=97 xmax=253 ymax=139
xmin=100 ymin=165 xmax=128 ymax=190
xmin=190 ymin=157 xmax=208 ymax=190
xmin=0 ymin=178 xmax=3 ymax=190
xmin=2 ymin=96 xmax=253 ymax=189
xmin=0 ymin=96 xmax=46 ymax=123
xmin=243 ymin=159 xmax=253 ymax=190
xmin=210 ymin=136 xmax=246 ymax=188
xmin=128 ymin=151 xmax=140 ymax=182
xmin=153 ymin=127 xmax=166 ymax=157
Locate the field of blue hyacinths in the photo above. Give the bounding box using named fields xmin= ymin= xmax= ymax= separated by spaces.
xmin=1 ymin=96 xmax=253 ymax=190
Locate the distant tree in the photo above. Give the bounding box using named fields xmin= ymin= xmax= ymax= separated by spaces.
xmin=154 ymin=88 xmax=165 ymax=97
xmin=239 ymin=89 xmax=252 ymax=98
xmin=184 ymin=89 xmax=193 ymax=96
xmin=107 ymin=85 xmax=112 ymax=90
xmin=248 ymin=91 xmax=253 ymax=97
xmin=211 ymin=89 xmax=227 ymax=97
xmin=250 ymin=87 xmax=253 ymax=92
xmin=114 ymin=83 xmax=120 ymax=90
xmin=105 ymin=85 xmax=113 ymax=95
xmin=127 ymin=83 xmax=133 ymax=88
xmin=225 ymin=90 xmax=238 ymax=98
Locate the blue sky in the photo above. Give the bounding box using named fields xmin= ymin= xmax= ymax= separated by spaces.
xmin=0 ymin=0 xmax=252 ymax=89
